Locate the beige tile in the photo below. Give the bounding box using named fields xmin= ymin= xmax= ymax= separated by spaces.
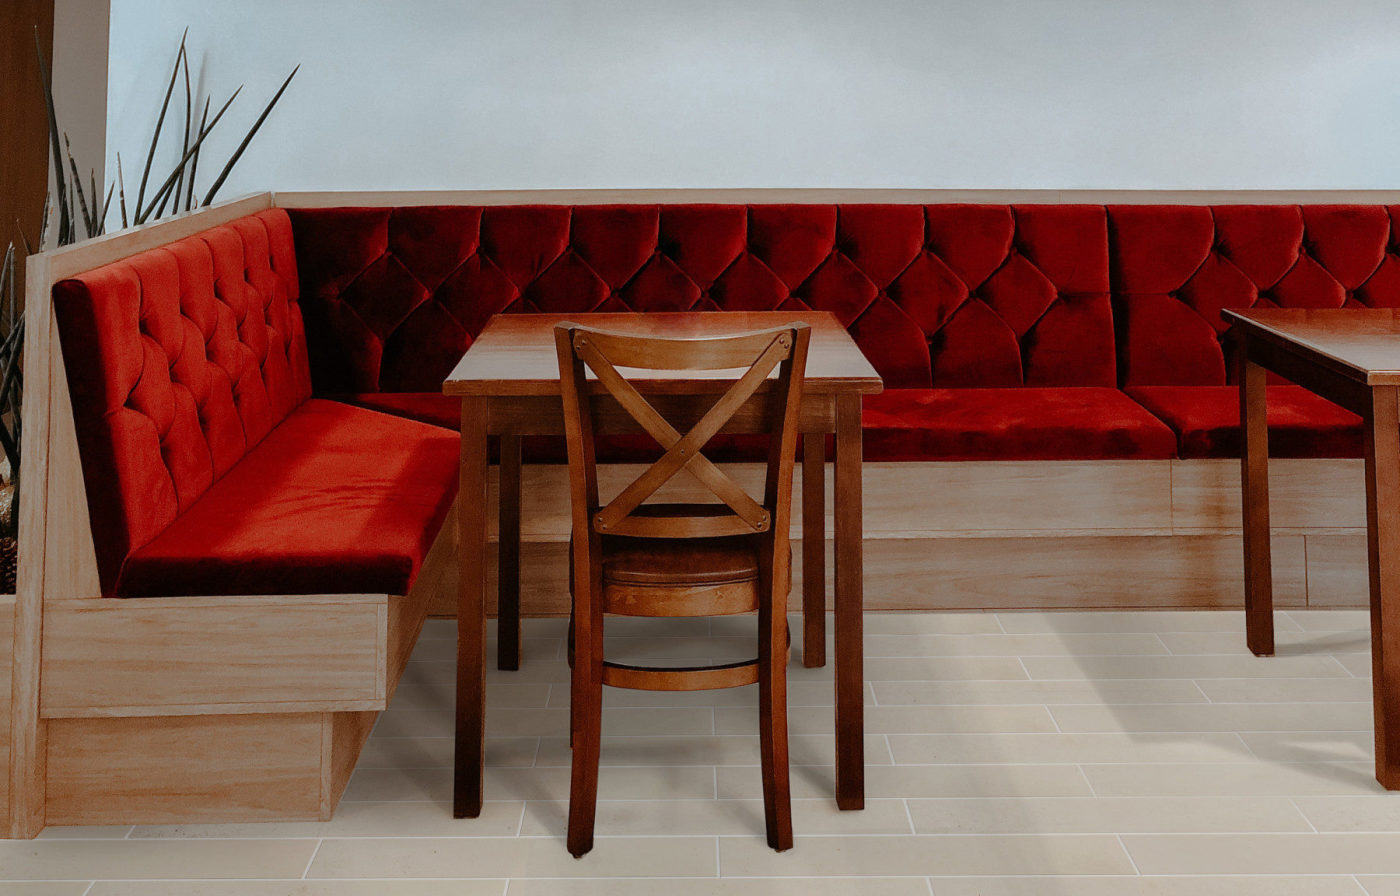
xmin=862 ymin=611 xmax=1003 ymax=635
xmin=33 ymin=825 xmax=132 ymax=840
xmin=1197 ymin=678 xmax=1373 ymax=703
xmin=864 ymin=632 xmax=1171 ymax=658
xmin=90 ymin=884 xmax=505 ymax=896
xmin=718 ymin=704 xmax=1058 ymax=736
xmin=128 ymin=800 xmax=525 ymax=839
xmin=865 ymin=656 xmax=1030 ymax=681
xmin=511 ymin=881 xmax=928 ymax=896
xmin=932 ymin=877 xmax=1367 ymax=896
xmin=519 ymin=797 xmax=912 ymax=837
xmin=389 ymin=682 xmax=551 ymax=711
xmin=375 ymin=706 xmax=712 ymax=738
xmin=1296 ymin=796 xmax=1400 ymax=832
xmin=887 ymin=732 xmax=1252 ymax=765
xmin=534 ymin=734 xmax=892 ymax=768
xmin=1160 ymin=630 xmax=1371 ymax=656
xmin=1051 ymin=702 xmax=1374 ymax=733
xmin=1360 ymin=876 xmax=1400 ymax=895
xmin=0 ymin=886 xmax=99 ymax=896
xmin=411 ymin=636 xmax=560 ymax=664
xmin=1124 ymin=832 xmax=1400 ymax=874
xmin=545 ymin=680 xmax=858 ymax=708
xmin=1084 ymin=762 xmax=1385 ymax=797
xmin=307 ymin=835 xmax=717 ymax=878
xmin=718 ymin=763 xmax=1091 ymax=800
xmin=357 ymin=736 xmax=538 ymax=769
xmin=1241 ymin=731 xmax=1374 ymax=763
xmin=344 ymin=765 xmax=717 ymax=803
xmin=1287 ymin=609 xmax=1372 ymax=632
xmin=720 ymin=833 xmax=1134 ymax=876
xmin=1339 ymin=653 xmax=1375 ymax=677
xmin=997 ymin=609 xmax=1303 ymax=634
xmin=1022 ymin=654 xmax=1351 ymax=680
xmin=909 ymin=795 xmax=1310 ymax=834
xmin=872 ymin=679 xmax=1206 ymax=706
xmin=0 ymin=839 xmax=317 ymax=880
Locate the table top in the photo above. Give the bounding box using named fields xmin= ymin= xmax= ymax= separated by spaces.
xmin=1224 ymin=308 xmax=1400 ymax=387
xmin=443 ymin=311 xmax=885 ymax=397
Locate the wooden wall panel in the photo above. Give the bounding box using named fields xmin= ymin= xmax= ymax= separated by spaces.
xmin=1172 ymin=459 xmax=1367 ymax=531
xmin=40 ymin=596 xmax=387 ymax=717
xmin=46 ymin=713 xmax=324 ymax=825
xmin=1304 ymin=532 xmax=1371 ymax=607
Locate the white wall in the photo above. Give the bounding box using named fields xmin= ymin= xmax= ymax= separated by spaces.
xmin=105 ymin=0 xmax=1400 ymax=193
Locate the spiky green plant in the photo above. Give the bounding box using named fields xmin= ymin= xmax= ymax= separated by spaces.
xmin=0 ymin=29 xmax=299 ymax=542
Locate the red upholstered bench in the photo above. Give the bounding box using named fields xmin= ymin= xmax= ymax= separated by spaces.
xmin=52 ymin=209 xmax=459 ymax=599
xmin=285 ymin=202 xmax=1388 ymax=463
xmin=35 ymin=207 xmax=460 ymax=829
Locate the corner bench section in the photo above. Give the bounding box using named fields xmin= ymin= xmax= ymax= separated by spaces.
xmin=9 ymin=199 xmax=459 ymax=832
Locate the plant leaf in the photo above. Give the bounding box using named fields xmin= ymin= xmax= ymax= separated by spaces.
xmin=203 ymin=64 xmax=298 ymax=206
xmin=137 ymin=85 xmax=241 ymax=223
xmin=136 ymin=31 xmax=187 ymax=221
xmin=34 ymin=28 xmax=70 ymax=248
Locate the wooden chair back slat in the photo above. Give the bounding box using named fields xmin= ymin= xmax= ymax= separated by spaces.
xmin=555 ymin=322 xmax=810 ymax=541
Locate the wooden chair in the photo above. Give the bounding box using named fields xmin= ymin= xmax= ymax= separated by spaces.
xmin=554 ymin=321 xmax=811 ymax=857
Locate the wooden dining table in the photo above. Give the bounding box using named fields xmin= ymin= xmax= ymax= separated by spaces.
xmin=1226 ymin=307 xmax=1400 ymax=790
xmin=443 ymin=311 xmax=883 ymax=818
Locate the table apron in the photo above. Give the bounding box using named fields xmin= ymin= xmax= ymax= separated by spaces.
xmin=1242 ymin=333 xmax=1375 ymax=417
xmin=481 ymin=393 xmax=840 ymax=435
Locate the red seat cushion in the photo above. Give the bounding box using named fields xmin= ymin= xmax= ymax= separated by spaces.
xmin=861 ymin=388 xmax=1178 ymax=461
xmin=116 ymin=400 xmax=459 ymax=598
xmin=1127 ymin=385 xmax=1363 ymax=459
xmin=335 ymin=391 xmax=770 ymax=462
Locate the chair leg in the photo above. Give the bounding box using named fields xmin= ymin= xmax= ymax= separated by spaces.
xmin=567 ymin=563 xmax=603 ymax=858
xmin=758 ymin=615 xmax=793 ymax=851
xmin=497 ymin=435 xmax=523 ymax=670
xmin=567 ymin=654 xmax=602 ymax=857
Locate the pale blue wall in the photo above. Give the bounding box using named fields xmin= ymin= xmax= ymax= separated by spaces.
xmin=105 ymin=0 xmax=1400 ymax=193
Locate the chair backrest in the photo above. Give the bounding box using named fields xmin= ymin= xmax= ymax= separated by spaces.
xmin=554 ymin=322 xmax=811 ymax=542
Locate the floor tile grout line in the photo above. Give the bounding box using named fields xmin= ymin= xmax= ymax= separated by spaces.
xmin=1116 ymin=833 xmax=1142 ymax=876
xmin=1291 ymin=797 xmax=1320 ymax=833
xmin=80 ymin=884 xmax=95 ymax=896
xmin=902 ymin=797 xmax=917 ymax=835
xmin=300 ymin=837 xmax=324 ymax=880
xmin=925 ymin=875 xmax=937 ymax=896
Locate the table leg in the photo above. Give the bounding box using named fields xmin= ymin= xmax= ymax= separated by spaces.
xmin=454 ymin=397 xmax=490 ymax=818
xmin=1239 ymin=352 xmax=1275 ymax=657
xmin=497 ymin=434 xmax=522 ymax=671
xmin=802 ymin=433 xmax=827 ymax=668
xmin=1365 ymin=386 xmax=1400 ymax=789
xmin=833 ymin=394 xmax=864 ymax=811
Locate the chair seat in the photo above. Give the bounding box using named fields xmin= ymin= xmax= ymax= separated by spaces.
xmin=117 ymin=400 xmax=460 ymax=598
xmin=1126 ymin=385 xmax=1363 ymax=459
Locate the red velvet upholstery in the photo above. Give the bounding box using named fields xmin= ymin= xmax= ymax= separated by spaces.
xmin=288 ymin=204 xmax=1118 ymax=396
xmin=1109 ymin=205 xmax=1400 ymax=385
xmin=54 ymin=209 xmax=312 ymax=594
xmin=117 ymin=400 xmax=459 ymax=597
xmin=862 ymin=388 xmax=1177 ymax=461
xmin=1128 ymin=385 xmax=1363 ymax=459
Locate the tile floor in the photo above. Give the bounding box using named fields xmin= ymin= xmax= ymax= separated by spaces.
xmin=11 ymin=608 xmax=1400 ymax=894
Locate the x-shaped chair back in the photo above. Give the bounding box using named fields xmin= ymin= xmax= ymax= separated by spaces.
xmin=554 ymin=322 xmax=811 ymax=540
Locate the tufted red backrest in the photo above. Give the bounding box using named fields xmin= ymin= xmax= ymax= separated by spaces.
xmin=288 ymin=204 xmax=1117 ymax=392
xmin=1110 ymin=205 xmax=1400 ymax=385
xmin=53 ymin=208 xmax=310 ymax=593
